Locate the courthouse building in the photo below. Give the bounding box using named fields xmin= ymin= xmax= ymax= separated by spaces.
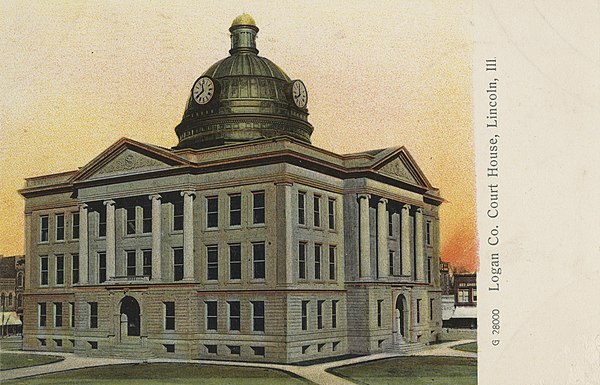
xmin=19 ymin=14 xmax=443 ymax=363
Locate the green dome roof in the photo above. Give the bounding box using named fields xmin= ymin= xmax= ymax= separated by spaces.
xmin=174 ymin=15 xmax=313 ymax=150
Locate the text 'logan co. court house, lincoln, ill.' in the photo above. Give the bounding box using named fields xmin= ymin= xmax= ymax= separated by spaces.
xmin=19 ymin=13 xmax=444 ymax=364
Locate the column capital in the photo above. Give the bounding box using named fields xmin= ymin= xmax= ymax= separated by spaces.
xmin=378 ymin=197 xmax=388 ymax=205
xmin=79 ymin=203 xmax=89 ymax=210
xmin=358 ymin=193 xmax=371 ymax=200
xmin=416 ymin=207 xmax=424 ymax=214
xmin=103 ymin=200 xmax=116 ymax=207
xmin=401 ymin=204 xmax=411 ymax=211
xmin=148 ymin=194 xmax=162 ymax=201
xmin=180 ymin=190 xmax=196 ymax=198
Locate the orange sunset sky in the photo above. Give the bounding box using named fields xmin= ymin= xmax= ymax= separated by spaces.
xmin=0 ymin=1 xmax=477 ymax=271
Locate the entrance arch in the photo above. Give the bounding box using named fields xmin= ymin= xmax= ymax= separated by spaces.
xmin=395 ymin=294 xmax=408 ymax=342
xmin=119 ymin=296 xmax=140 ymax=337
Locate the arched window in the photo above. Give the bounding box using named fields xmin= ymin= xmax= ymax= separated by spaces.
xmin=17 ymin=294 xmax=23 ymax=308
xmin=17 ymin=272 xmax=24 ymax=288
xmin=8 ymin=292 xmax=13 ymax=306
xmin=0 ymin=292 xmax=5 ymax=306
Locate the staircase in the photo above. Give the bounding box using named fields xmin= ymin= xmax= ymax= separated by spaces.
xmin=386 ymin=341 xmax=429 ymax=355
xmin=108 ymin=340 xmax=155 ymax=359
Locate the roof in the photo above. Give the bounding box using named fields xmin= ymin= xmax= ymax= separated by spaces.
xmin=0 ymin=257 xmax=16 ymax=278
xmin=0 ymin=312 xmax=22 ymax=326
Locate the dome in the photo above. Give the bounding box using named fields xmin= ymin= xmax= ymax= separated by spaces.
xmin=174 ymin=14 xmax=313 ymax=150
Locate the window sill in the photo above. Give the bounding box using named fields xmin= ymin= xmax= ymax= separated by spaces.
xmin=55 ymin=239 xmax=65 ymax=243
xmin=38 ymin=241 xmax=49 ymax=245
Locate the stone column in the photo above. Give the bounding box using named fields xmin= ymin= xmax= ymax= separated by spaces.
xmin=283 ymin=183 xmax=294 ymax=284
xmin=149 ymin=194 xmax=162 ymax=281
xmin=181 ymin=191 xmax=196 ymax=280
xmin=358 ymin=194 xmax=371 ymax=279
xmin=415 ymin=208 xmax=425 ymax=282
xmin=104 ymin=200 xmax=116 ymax=281
xmin=377 ymin=198 xmax=389 ymax=279
xmin=401 ymin=204 xmax=412 ymax=278
xmin=79 ymin=204 xmax=89 ymax=284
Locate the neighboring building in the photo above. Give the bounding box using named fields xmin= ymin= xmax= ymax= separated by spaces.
xmin=0 ymin=255 xmax=25 ymax=335
xmin=440 ymin=261 xmax=453 ymax=295
xmin=442 ymin=273 xmax=477 ymax=329
xmin=19 ymin=14 xmax=444 ymax=363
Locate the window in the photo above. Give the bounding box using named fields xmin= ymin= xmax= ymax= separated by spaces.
xmin=39 ymin=303 xmax=47 ymax=327
xmin=252 ymin=301 xmax=265 ymax=332
xmin=207 ymin=245 xmax=218 ymax=281
xmin=317 ymin=300 xmax=324 ymax=329
xmin=8 ymin=293 xmax=12 ymax=306
xmin=17 ymin=272 xmax=23 ymax=287
xmin=331 ymin=300 xmax=338 ymax=328
xmin=302 ymin=345 xmax=309 ymax=354
xmin=164 ymin=344 xmax=175 ymax=353
xmin=17 ymin=294 xmax=22 ymax=308
xmin=143 ymin=250 xmax=152 ymax=278
xmin=56 ymin=254 xmax=64 ymax=285
xmin=98 ymin=252 xmax=106 ymax=283
xmin=252 ymin=191 xmax=265 ymax=224
xmin=416 ymin=299 xmax=421 ymax=323
xmin=458 ymin=289 xmax=469 ymax=303
xmin=389 ymin=251 xmax=395 ymax=276
xmin=126 ymin=250 xmax=136 ymax=276
xmin=251 ymin=346 xmax=265 ymax=357
xmin=427 ymin=257 xmax=432 ymax=283
xmin=229 ymin=194 xmax=241 ymax=226
xmin=89 ymin=302 xmax=98 ymax=328
xmin=298 ymin=192 xmax=306 ymax=225
xmin=314 ymin=244 xmax=322 ymax=279
xmin=430 ymin=298 xmax=434 ymax=320
xmin=40 ymin=256 xmax=49 ymax=285
xmin=228 ymin=301 xmax=240 ymax=331
xmin=426 ymin=220 xmax=432 ymax=245
xmin=206 ymin=301 xmax=217 ymax=330
xmin=207 ymin=196 xmax=219 ymax=228
xmin=228 ymin=345 xmax=241 ymax=355
xmin=89 ymin=341 xmax=98 ymax=349
xmin=142 ymin=204 xmax=152 ymax=233
xmin=173 ymin=248 xmax=184 ymax=281
xmin=173 ymin=199 xmax=183 ymax=231
xmin=313 ymin=195 xmax=321 ymax=227
xmin=329 ymin=246 xmax=336 ymax=280
xmin=388 ymin=211 xmax=393 ymax=235
xmin=332 ymin=341 xmax=339 ymax=351
xmin=206 ymin=344 xmax=217 ymax=354
xmin=377 ymin=299 xmax=383 ymax=327
xmin=165 ymin=302 xmax=175 ymax=330
xmin=301 ymin=300 xmax=309 ymax=330
xmin=126 ymin=207 xmax=136 ymax=235
xmin=54 ymin=302 xmax=63 ymax=327
xmin=253 ymin=242 xmax=265 ymax=279
xmin=473 ymin=289 xmax=478 ymax=302
xmin=70 ymin=302 xmax=75 ymax=327
xmin=318 ymin=343 xmax=325 ymax=352
xmin=39 ymin=338 xmax=47 ymax=347
xmin=72 ymin=212 xmax=80 ymax=239
xmin=72 ymin=254 xmax=79 ymax=284
xmin=56 ymin=214 xmax=65 ymax=241
xmin=298 ymin=243 xmax=306 ymax=279
xmin=328 ymin=198 xmax=336 ymax=230
xmin=98 ymin=209 xmax=106 ymax=237
xmin=54 ymin=339 xmax=63 ymax=347
xmin=40 ymin=215 xmax=49 ymax=242
xmin=229 ymin=244 xmax=241 ymax=280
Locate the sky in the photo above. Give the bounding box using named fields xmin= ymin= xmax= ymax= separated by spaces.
xmin=0 ymin=0 xmax=476 ymax=271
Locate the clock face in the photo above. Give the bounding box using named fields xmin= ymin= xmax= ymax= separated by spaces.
xmin=292 ymin=80 xmax=308 ymax=108
xmin=192 ymin=76 xmax=215 ymax=105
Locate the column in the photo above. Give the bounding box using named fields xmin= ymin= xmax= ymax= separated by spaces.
xmin=377 ymin=198 xmax=389 ymax=279
xmin=415 ymin=207 xmax=425 ymax=282
xmin=283 ymin=183 xmax=294 ymax=284
xmin=358 ymin=194 xmax=371 ymax=279
xmin=149 ymin=194 xmax=162 ymax=281
xmin=411 ymin=296 xmax=419 ymax=342
xmin=79 ymin=204 xmax=89 ymax=284
xmin=104 ymin=200 xmax=116 ymax=281
xmin=401 ymin=204 xmax=412 ymax=278
xmin=181 ymin=191 xmax=196 ymax=280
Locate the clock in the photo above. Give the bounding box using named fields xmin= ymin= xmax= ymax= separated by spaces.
xmin=291 ymin=80 xmax=308 ymax=108
xmin=192 ymin=76 xmax=215 ymax=105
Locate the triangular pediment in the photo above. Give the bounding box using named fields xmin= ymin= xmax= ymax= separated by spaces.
xmin=372 ymin=148 xmax=433 ymax=189
xmin=378 ymin=157 xmax=418 ymax=184
xmin=71 ymin=138 xmax=190 ymax=182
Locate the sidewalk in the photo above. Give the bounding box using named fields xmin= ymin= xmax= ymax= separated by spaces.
xmin=1 ymin=339 xmax=476 ymax=384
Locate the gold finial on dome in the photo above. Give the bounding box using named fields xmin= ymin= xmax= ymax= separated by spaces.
xmin=231 ymin=13 xmax=257 ymax=28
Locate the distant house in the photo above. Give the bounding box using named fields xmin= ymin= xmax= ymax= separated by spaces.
xmin=441 ymin=273 xmax=476 ymax=329
xmin=0 ymin=255 xmax=25 ymax=335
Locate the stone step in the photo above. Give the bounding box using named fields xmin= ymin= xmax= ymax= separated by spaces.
xmin=385 ymin=342 xmax=429 ymax=355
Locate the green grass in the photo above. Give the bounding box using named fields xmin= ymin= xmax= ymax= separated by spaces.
xmin=0 ymin=352 xmax=64 ymax=371
xmin=452 ymin=342 xmax=478 ymax=353
xmin=3 ymin=362 xmax=312 ymax=385
xmin=329 ymin=356 xmax=477 ymax=385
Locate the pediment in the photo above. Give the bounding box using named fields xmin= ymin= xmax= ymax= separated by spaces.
xmin=90 ymin=149 xmax=171 ymax=179
xmin=378 ymin=157 xmax=418 ymax=184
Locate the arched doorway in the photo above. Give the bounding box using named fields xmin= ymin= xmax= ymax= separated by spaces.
xmin=395 ymin=294 xmax=408 ymax=342
xmin=119 ymin=296 xmax=140 ymax=337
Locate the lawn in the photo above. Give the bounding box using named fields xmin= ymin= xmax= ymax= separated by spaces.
xmin=452 ymin=342 xmax=478 ymax=353
xmin=2 ymin=362 xmax=312 ymax=385
xmin=0 ymin=352 xmax=64 ymax=371
xmin=329 ymin=356 xmax=477 ymax=385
